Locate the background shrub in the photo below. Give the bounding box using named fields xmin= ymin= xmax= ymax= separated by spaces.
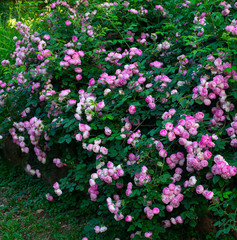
xmin=1 ymin=0 xmax=237 ymax=239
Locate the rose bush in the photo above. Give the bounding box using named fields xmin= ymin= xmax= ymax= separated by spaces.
xmin=1 ymin=0 xmax=237 ymax=239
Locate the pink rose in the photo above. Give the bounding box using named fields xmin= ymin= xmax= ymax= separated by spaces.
xmin=204 ymin=150 xmax=212 ymax=159
xmin=175 ymin=216 xmax=183 ymax=224
xmin=159 ymin=149 xmax=167 ymax=158
xmin=53 ymin=182 xmax=59 ymax=190
xmin=43 ymin=34 xmax=50 ymax=40
xmin=160 ymin=129 xmax=167 ymax=136
xmin=65 ymin=20 xmax=72 ymax=26
xmin=195 ymin=112 xmax=204 ymax=121
xmin=46 ymin=193 xmax=53 ymax=201
xmin=168 ymin=132 xmax=176 ymax=141
xmin=125 ymin=215 xmax=132 ymax=222
xmin=100 ymin=147 xmax=108 ymax=155
xmin=105 ymin=127 xmax=112 ymax=136
xmin=144 ymin=232 xmax=152 ymax=238
xmin=214 ymin=58 xmax=222 ymax=67
xmin=76 ymin=74 xmax=82 ymax=81
xmin=196 ymin=185 xmax=204 ymax=194
xmin=152 ymin=207 xmax=160 ymax=214
xmin=165 ymin=122 xmax=173 ymax=131
xmin=94 ymin=226 xmax=100 ymax=233
xmin=72 ymin=36 xmax=78 ymax=42
xmin=79 ymin=123 xmax=86 ymax=132
xmin=50 ymin=3 xmax=56 ymax=8
xmin=129 ymin=105 xmax=136 ymax=114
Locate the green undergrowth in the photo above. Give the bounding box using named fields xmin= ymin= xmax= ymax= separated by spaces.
xmin=0 ymin=20 xmax=20 ymax=75
xmin=0 ymin=161 xmax=84 ymax=240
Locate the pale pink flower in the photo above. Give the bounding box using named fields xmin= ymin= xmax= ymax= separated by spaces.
xmin=214 ymin=58 xmax=222 ymax=67
xmin=55 ymin=189 xmax=62 ymax=196
xmin=46 ymin=193 xmax=53 ymax=201
xmin=100 ymin=147 xmax=108 ymax=155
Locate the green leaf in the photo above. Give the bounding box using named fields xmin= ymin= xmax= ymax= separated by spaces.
xmin=213 ymin=175 xmax=220 ymax=184
xmin=189 ymin=219 xmax=197 ymax=227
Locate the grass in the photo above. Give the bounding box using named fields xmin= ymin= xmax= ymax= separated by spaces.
xmin=0 ymin=161 xmax=83 ymax=240
xmin=0 ymin=19 xmax=19 ymax=58
xmin=0 ymin=19 xmax=20 ymax=75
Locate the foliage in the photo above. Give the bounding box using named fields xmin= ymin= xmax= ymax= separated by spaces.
xmin=1 ymin=0 xmax=237 ymax=239
xmin=0 ymin=0 xmax=48 ymax=22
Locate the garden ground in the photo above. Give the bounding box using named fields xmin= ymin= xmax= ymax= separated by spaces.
xmin=0 ymin=161 xmax=82 ymax=240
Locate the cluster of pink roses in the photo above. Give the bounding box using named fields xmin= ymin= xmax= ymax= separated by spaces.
xmin=177 ymin=54 xmax=189 ymax=76
xmin=94 ymin=225 xmax=108 ymax=233
xmin=154 ymin=4 xmax=167 ymax=17
xmin=184 ymin=175 xmax=197 ymax=188
xmin=125 ymin=182 xmax=133 ymax=196
xmin=166 ymin=152 xmax=185 ymax=170
xmin=34 ymin=145 xmax=47 ymax=164
xmin=163 ymin=216 xmax=183 ymax=228
xmin=170 ymin=167 xmax=183 ymax=183
xmin=53 ymin=158 xmax=65 ymax=168
xmin=9 ymin=127 xmax=29 ymax=154
xmin=13 ymin=22 xmax=31 ymax=66
xmin=60 ymin=49 xmax=84 ymax=72
xmin=211 ymin=155 xmax=237 ymax=179
xmin=98 ymin=62 xmax=140 ymax=89
xmin=82 ymin=139 xmax=108 ymax=155
xmin=37 ymin=49 xmax=51 ymax=61
xmin=193 ymin=74 xmax=233 ymax=113
xmin=145 ymin=95 xmax=156 ymax=110
xmin=127 ymin=129 xmax=141 ymax=147
xmin=144 ymin=206 xmax=160 ymax=220
xmin=128 ymin=6 xmax=148 ymax=15
xmin=89 ymin=161 xmax=124 ymax=198
xmin=53 ymin=182 xmax=62 ymax=196
xmin=220 ymin=1 xmax=232 ymax=16
xmin=186 ymin=136 xmax=214 ymax=172
xmin=162 ymin=184 xmax=183 ymax=212
xmin=26 ymin=164 xmax=41 ymax=178
xmin=226 ymin=114 xmax=237 ymax=147
xmin=127 ymin=153 xmax=140 ymax=165
xmin=88 ymin=184 xmax=99 ymax=202
xmin=106 ymin=195 xmax=124 ymax=221
xmin=136 ymin=32 xmax=149 ymax=45
xmin=195 ymin=185 xmax=214 ymax=200
xmin=161 ymin=113 xmax=203 ymax=145
xmin=134 ymin=166 xmax=151 ymax=187
xmin=9 ymin=117 xmax=45 ymax=159
xmin=210 ymin=107 xmax=226 ymax=129
xmin=125 ymin=30 xmax=135 ymax=42
xmin=225 ymin=21 xmax=237 ymax=35
xmin=75 ymin=89 xmax=105 ymax=123
xmin=105 ymin=52 xmax=122 ymax=66
xmin=162 ymin=108 xmax=176 ymax=120
xmin=193 ymin=12 xmax=206 ymax=36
